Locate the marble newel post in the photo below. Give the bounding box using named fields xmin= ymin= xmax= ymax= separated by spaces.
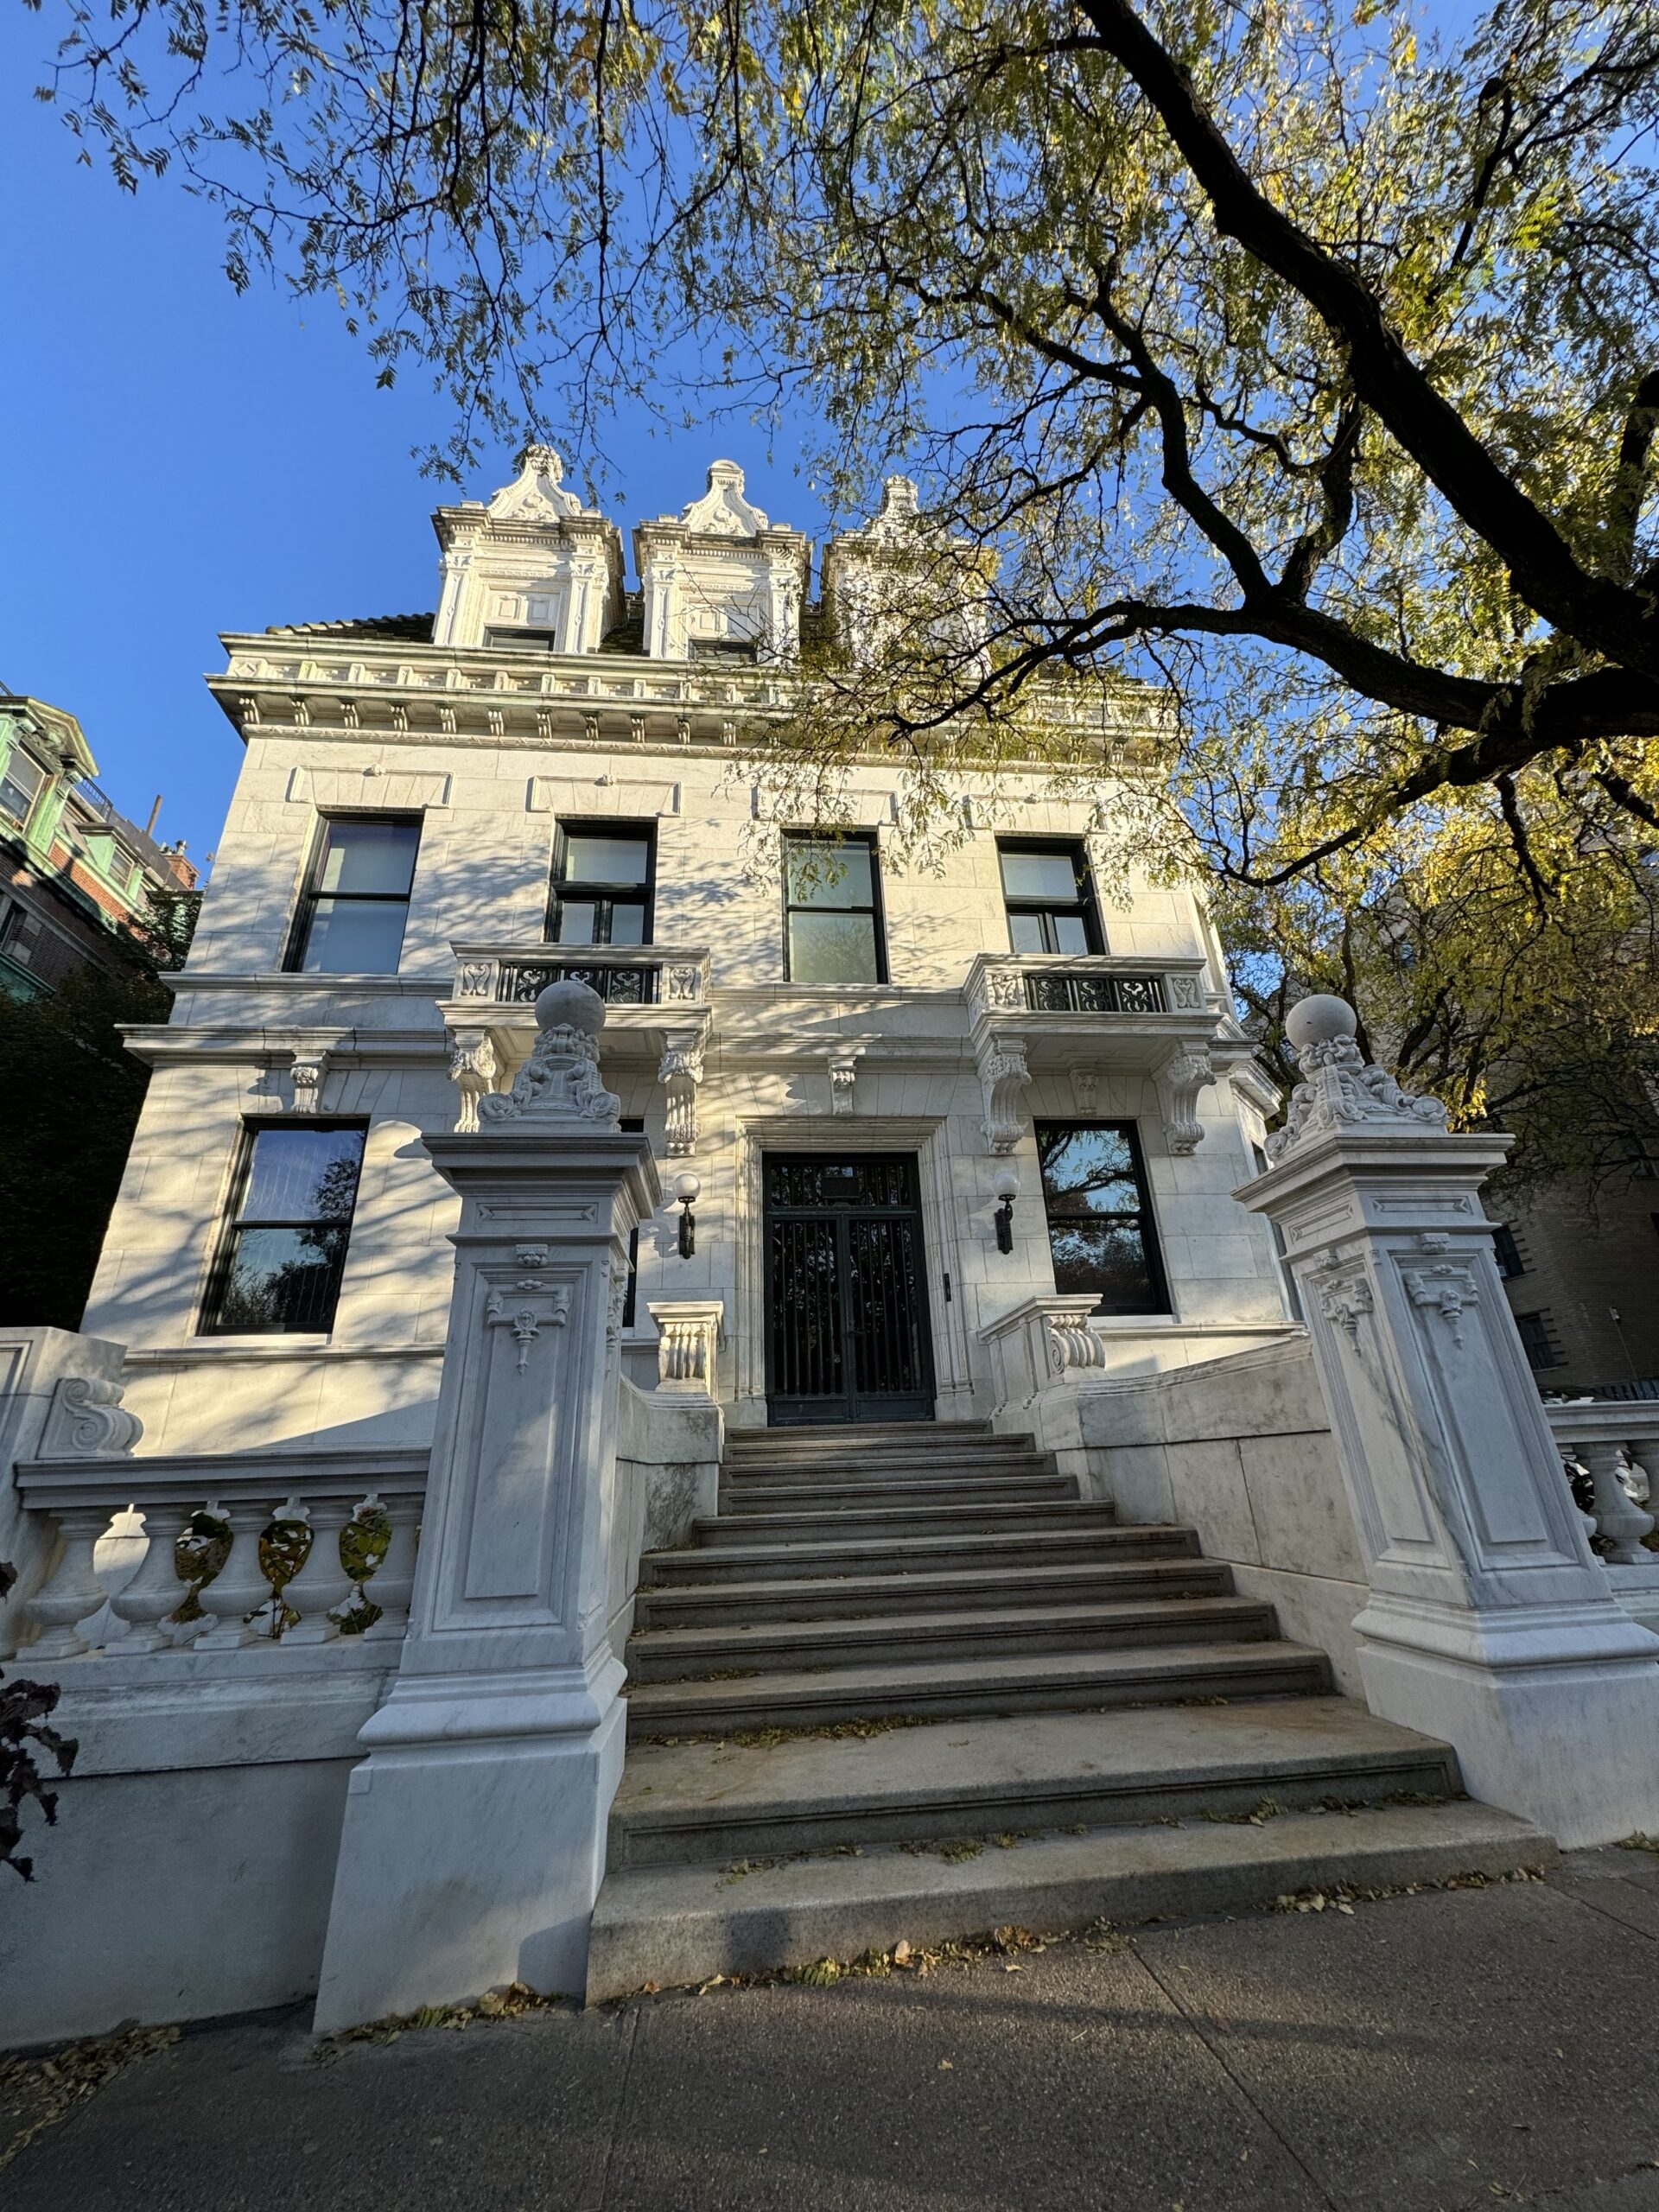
xmin=314 ymin=982 xmax=659 ymax=2031
xmin=1235 ymin=996 xmax=1659 ymax=1847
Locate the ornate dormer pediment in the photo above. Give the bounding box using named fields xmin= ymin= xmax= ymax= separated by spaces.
xmin=485 ymin=444 xmax=586 ymax=524
xmin=675 ymin=457 xmax=772 ymax=537
xmin=634 ymin=461 xmax=811 ymax=662
xmin=432 ymin=445 xmax=625 ymax=654
xmin=823 ymin=474 xmax=992 ymax=670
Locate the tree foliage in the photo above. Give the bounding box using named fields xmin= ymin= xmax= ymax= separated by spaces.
xmin=23 ymin=0 xmax=1659 ymax=1157
xmin=0 ymin=963 xmax=170 ymax=1331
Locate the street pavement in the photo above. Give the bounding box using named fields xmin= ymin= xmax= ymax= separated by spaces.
xmin=7 ymin=1847 xmax=1659 ymax=2211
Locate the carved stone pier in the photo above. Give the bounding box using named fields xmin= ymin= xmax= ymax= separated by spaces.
xmin=314 ymin=982 xmax=658 ymax=2029
xmin=1236 ymin=995 xmax=1659 ymax=1847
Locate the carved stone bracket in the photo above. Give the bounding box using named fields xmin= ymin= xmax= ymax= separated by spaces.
xmin=290 ymin=1052 xmax=327 ymax=1116
xmin=39 ymin=1375 xmax=144 ymax=1458
xmin=977 ymin=1036 xmax=1032 ymax=1156
xmin=827 ymin=1047 xmax=862 ymax=1118
xmin=659 ymin=1033 xmax=704 ymax=1159
xmin=1068 ymin=1065 xmax=1100 ymax=1116
xmin=448 ymin=1033 xmax=499 ymax=1135
xmin=1155 ymin=1042 xmax=1216 ymax=1155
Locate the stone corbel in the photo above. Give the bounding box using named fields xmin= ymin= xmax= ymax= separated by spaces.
xmin=1155 ymin=1042 xmax=1216 ymax=1156
xmin=659 ymin=1032 xmax=705 ymax=1159
xmin=448 ymin=1032 xmax=499 ymax=1135
xmin=38 ymin=1375 xmax=144 ymax=1457
xmin=827 ymin=1047 xmax=862 ymax=1118
xmin=977 ymin=1035 xmax=1032 ymax=1155
xmin=290 ymin=1051 xmax=328 ymax=1116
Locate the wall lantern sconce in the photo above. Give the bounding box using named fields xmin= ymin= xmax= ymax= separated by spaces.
xmin=992 ymin=1166 xmax=1019 ymax=1255
xmin=672 ymin=1171 xmax=702 ymax=1259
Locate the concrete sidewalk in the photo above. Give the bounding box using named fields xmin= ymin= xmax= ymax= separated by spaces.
xmin=8 ymin=1849 xmax=1659 ymax=2211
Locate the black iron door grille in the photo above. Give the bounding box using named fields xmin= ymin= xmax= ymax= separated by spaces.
xmin=764 ymin=1154 xmax=935 ymax=1425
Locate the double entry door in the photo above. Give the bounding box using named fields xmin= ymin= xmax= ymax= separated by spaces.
xmin=763 ymin=1154 xmax=936 ymax=1427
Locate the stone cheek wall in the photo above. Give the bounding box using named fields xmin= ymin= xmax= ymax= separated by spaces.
xmin=1080 ymin=1338 xmax=1366 ymax=1691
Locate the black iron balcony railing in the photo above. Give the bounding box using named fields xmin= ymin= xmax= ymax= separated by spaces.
xmin=1022 ymin=971 xmax=1166 ymax=1014
xmin=499 ymin=960 xmax=658 ymax=1005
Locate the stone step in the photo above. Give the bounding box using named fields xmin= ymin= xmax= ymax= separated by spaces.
xmin=639 ymin=1523 xmax=1199 ymax=1587
xmin=607 ymin=1699 xmax=1471 ymax=1869
xmin=586 ymin=1798 xmax=1554 ymax=1999
xmin=626 ymin=1637 xmax=1329 ymax=1736
xmin=725 ymin=1446 xmax=1049 ymax=1478
xmin=633 ymin=1555 xmax=1231 ymax=1629
xmin=728 ymin=1421 xmax=999 ymax=1452
xmin=720 ymin=1471 xmax=1081 ymax=1511
xmin=626 ymin=1595 xmax=1277 ymax=1681
xmin=690 ymin=1500 xmax=1119 ymax=1548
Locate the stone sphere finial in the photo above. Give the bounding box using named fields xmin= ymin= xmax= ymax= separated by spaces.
xmin=1286 ymin=994 xmax=1357 ymax=1053
xmin=534 ymin=978 xmax=606 ymax=1035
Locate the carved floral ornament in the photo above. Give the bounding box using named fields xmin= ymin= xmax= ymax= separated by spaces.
xmin=486 ymin=1285 xmax=572 ymax=1373
xmin=1313 ymin=1249 xmax=1375 ymax=1346
xmin=1265 ymin=995 xmax=1447 ymax=1164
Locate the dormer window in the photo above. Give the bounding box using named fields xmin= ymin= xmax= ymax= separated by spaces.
xmin=689 ymin=637 xmax=760 ymax=664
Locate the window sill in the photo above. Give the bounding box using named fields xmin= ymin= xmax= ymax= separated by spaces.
xmin=133 ymin=1340 xmax=447 ymax=1364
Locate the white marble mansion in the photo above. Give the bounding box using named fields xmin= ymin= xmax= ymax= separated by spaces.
xmin=8 ymin=451 xmax=1659 ymax=2047
xmin=83 ymin=450 xmax=1291 ymax=1455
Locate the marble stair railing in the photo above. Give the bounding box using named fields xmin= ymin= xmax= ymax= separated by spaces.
xmin=1543 ymin=1403 xmax=1658 ymax=1564
xmin=14 ymin=1450 xmax=427 ymax=1662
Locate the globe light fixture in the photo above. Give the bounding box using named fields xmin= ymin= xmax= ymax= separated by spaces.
xmin=992 ymin=1166 xmax=1020 ymax=1255
xmin=672 ymin=1170 xmax=702 ymax=1259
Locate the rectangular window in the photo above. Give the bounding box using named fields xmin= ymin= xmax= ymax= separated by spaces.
xmin=998 ymin=839 xmax=1101 ymax=956
xmin=550 ymin=823 xmax=655 ymax=947
xmin=1036 ymin=1121 xmax=1167 ymax=1315
xmin=1514 ymin=1310 xmax=1560 ymax=1372
xmin=201 ymin=1123 xmax=366 ymax=1335
xmin=783 ymin=833 xmax=885 ymax=984
xmin=289 ymin=817 xmax=421 ymax=974
xmin=1491 ymin=1224 xmax=1527 ymax=1279
xmin=0 ymin=747 xmax=46 ymax=827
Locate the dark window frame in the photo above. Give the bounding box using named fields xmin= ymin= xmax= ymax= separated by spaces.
xmin=780 ymin=830 xmax=888 ymax=986
xmin=1034 ymin=1117 xmax=1170 ymax=1318
xmin=285 ymin=812 xmax=422 ymax=975
xmin=548 ymin=819 xmax=658 ymax=948
xmin=997 ymin=837 xmax=1103 ymax=957
xmin=1514 ymin=1309 xmax=1561 ymax=1372
xmin=1491 ymin=1223 xmax=1528 ymax=1279
xmin=200 ymin=1118 xmax=368 ymax=1338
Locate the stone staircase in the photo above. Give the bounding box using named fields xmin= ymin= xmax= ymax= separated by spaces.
xmin=587 ymin=1421 xmax=1553 ymax=1998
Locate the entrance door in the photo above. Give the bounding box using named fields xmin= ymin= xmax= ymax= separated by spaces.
xmin=763 ymin=1154 xmax=935 ymax=1426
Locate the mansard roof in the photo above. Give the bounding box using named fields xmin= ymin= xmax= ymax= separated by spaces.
xmin=264 ymin=613 xmax=437 ymax=643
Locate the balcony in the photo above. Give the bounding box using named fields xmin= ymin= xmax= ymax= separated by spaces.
xmin=967 ymin=951 xmax=1211 ymax=1033
xmin=449 ymin=942 xmax=711 ymax=1009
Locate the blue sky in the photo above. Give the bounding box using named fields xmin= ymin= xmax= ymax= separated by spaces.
xmin=0 ymin=26 xmax=832 ymax=867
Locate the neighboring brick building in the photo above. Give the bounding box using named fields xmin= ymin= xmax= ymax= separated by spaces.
xmin=0 ymin=694 xmax=200 ymax=995
xmin=1493 ymin=1156 xmax=1659 ymax=1395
